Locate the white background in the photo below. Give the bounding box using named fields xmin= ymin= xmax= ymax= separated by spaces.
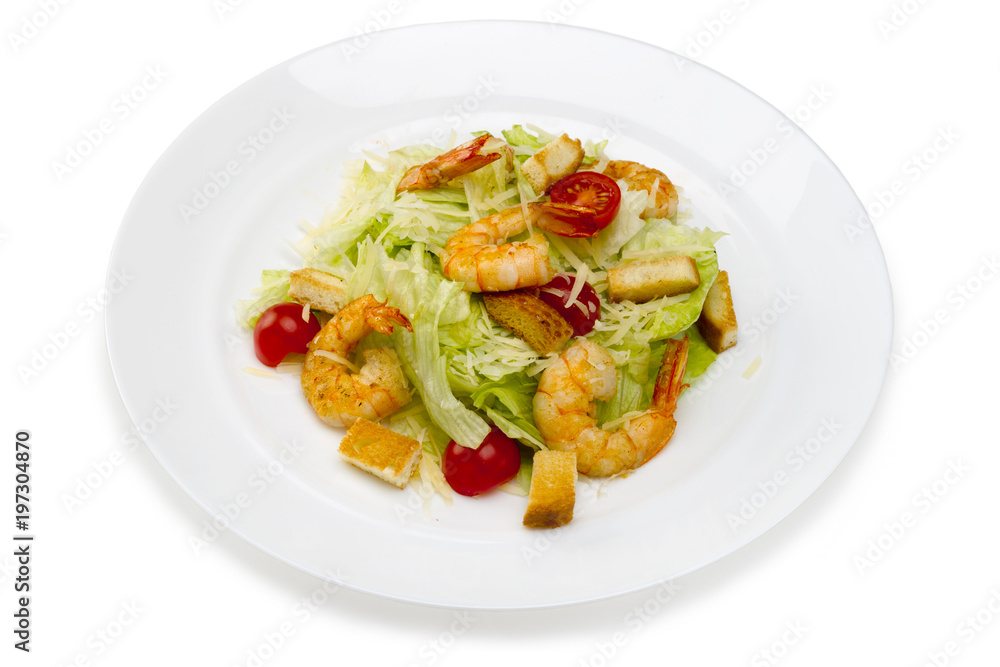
xmin=3 ymin=0 xmax=999 ymax=665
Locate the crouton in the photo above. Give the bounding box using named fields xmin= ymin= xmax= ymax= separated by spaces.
xmin=483 ymin=291 xmax=573 ymax=355
xmin=606 ymin=255 xmax=700 ymax=303
xmin=697 ymin=270 xmax=738 ymax=353
xmin=521 ymin=133 xmax=585 ymax=194
xmin=523 ymin=450 xmax=577 ymax=528
xmin=288 ymin=268 xmax=347 ymax=315
xmin=338 ymin=418 xmax=422 ymax=489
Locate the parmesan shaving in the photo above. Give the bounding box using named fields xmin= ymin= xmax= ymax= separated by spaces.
xmin=743 ymin=355 xmax=762 ymax=378
xmin=285 ymin=238 xmax=309 ymax=260
xmin=313 ymin=349 xmax=360 ymax=373
xmin=546 ymin=233 xmax=585 ymax=272
xmin=601 ymin=410 xmax=648 ymax=432
xmin=243 ymin=366 xmax=280 ymax=379
xmin=484 ymin=186 xmax=519 ymax=211
xmin=418 ymin=452 xmax=453 ymax=507
xmin=389 ymin=403 xmax=427 ymax=423
xmin=603 ymin=305 xmax=644 ymax=347
xmin=360 ymin=149 xmax=389 ymax=166
xmin=590 ymin=144 xmax=610 ymax=174
xmin=566 ymin=264 xmax=590 ymax=309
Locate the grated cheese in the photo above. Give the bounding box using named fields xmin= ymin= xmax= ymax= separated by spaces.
xmin=313 ymin=349 xmax=360 ymax=373
xmin=360 ymin=149 xmax=390 ymax=166
xmin=418 ymin=451 xmax=453 ymax=508
xmin=601 ymin=410 xmax=648 ymax=432
xmin=546 ymin=233 xmax=585 ymax=272
xmin=743 ymin=355 xmax=762 ymax=378
xmin=566 ymin=264 xmax=590 ymax=309
xmin=603 ymin=305 xmax=644 ymax=347
xmin=285 ymin=238 xmax=309 ymax=260
xmin=243 ymin=366 xmax=280 ymax=379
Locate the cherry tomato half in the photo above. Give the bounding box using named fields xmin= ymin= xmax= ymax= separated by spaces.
xmin=253 ymin=302 xmax=322 ymax=367
xmin=537 ymin=273 xmax=602 ymax=337
xmin=442 ymin=426 xmax=521 ymax=497
xmin=549 ymin=171 xmax=622 ymax=229
xmin=534 ymin=202 xmax=600 ymax=238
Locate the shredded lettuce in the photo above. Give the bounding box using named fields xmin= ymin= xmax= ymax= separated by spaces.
xmin=501 ymin=125 xmax=548 ymax=159
xmin=392 ymin=278 xmax=490 ymax=450
xmin=682 ymin=324 xmax=719 ymax=381
xmin=236 ymin=270 xmax=291 ymax=329
xmin=498 ymin=449 xmax=534 ymax=496
xmin=471 ymin=377 xmax=544 ymax=448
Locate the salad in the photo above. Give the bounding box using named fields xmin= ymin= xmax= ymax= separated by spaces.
xmin=237 ymin=124 xmax=732 ymax=519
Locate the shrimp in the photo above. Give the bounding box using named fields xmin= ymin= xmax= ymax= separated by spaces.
xmin=532 ymin=337 xmax=689 ymax=477
xmin=396 ymin=134 xmax=512 ymax=193
xmin=441 ymin=202 xmax=594 ymax=292
xmin=301 ymin=294 xmax=413 ymax=428
xmin=601 ymin=160 xmax=679 ymax=220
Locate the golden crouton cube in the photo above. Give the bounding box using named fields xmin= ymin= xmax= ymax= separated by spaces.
xmin=338 ymin=418 xmax=422 ymax=489
xmin=288 ymin=268 xmax=348 ymax=315
xmin=697 ymin=270 xmax=738 ymax=353
xmin=521 ymin=134 xmax=585 ymax=194
xmin=523 ymin=450 xmax=577 ymax=528
xmin=483 ymin=291 xmax=573 ymax=355
xmin=606 ymin=255 xmax=700 ymax=303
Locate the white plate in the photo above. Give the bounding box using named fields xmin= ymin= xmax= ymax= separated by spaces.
xmin=106 ymin=21 xmax=892 ymax=609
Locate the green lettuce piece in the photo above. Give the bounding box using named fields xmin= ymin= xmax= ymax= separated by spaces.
xmin=594 ymin=366 xmax=645 ymax=426
xmin=682 ymin=325 xmax=718 ymax=381
xmin=471 ymin=377 xmax=544 ymax=448
xmin=593 ymin=187 xmax=648 ymax=267
xmin=501 ymin=125 xmax=548 ymax=152
xmin=499 ymin=449 xmax=534 ymax=496
xmin=309 ymin=162 xmax=395 ymax=256
xmin=392 ymin=278 xmax=490 ymax=450
xmin=384 ymin=243 xmax=471 ymax=326
xmin=501 ymin=125 xmax=548 ymax=163
xmin=236 ymin=269 xmax=290 ymax=329
xmin=580 ymin=138 xmax=608 ymax=167
xmin=622 ymin=220 xmax=727 ymax=256
xmin=345 ymin=237 xmax=389 ymax=303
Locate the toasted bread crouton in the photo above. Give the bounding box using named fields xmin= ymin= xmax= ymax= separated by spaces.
xmin=697 ymin=270 xmax=738 ymax=353
xmin=483 ymin=291 xmax=573 ymax=355
xmin=521 ymin=134 xmax=585 ymax=194
xmin=607 ymin=255 xmax=700 ymax=304
xmin=288 ymin=268 xmax=347 ymax=315
xmin=523 ymin=450 xmax=577 ymax=528
xmin=338 ymin=418 xmax=422 ymax=489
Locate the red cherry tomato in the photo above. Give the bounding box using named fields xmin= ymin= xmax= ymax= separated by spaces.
xmin=535 ymin=203 xmax=600 ymax=238
xmin=549 ymin=172 xmax=622 ymax=229
xmin=253 ymin=302 xmax=321 ymax=367
xmin=442 ymin=426 xmax=521 ymax=497
xmin=537 ymin=273 xmax=601 ymax=336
